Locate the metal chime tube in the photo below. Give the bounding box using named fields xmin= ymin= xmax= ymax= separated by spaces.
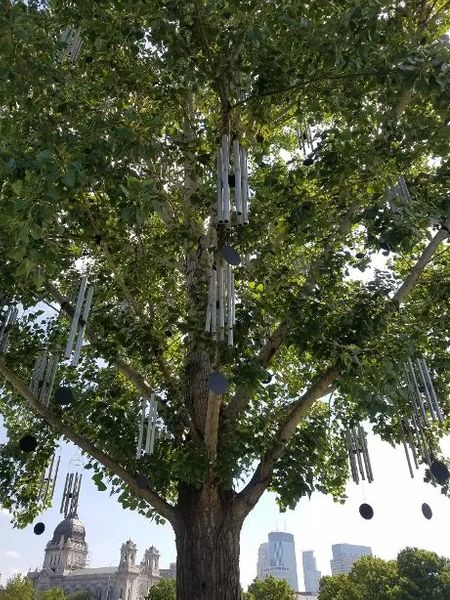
xmin=405 ymin=420 xmax=420 ymax=468
xmin=46 ymin=357 xmax=59 ymax=407
xmin=233 ymin=139 xmax=243 ymax=217
xmin=420 ymin=359 xmax=443 ymax=422
xmin=227 ymin=264 xmax=233 ymax=347
xmin=346 ymin=430 xmax=359 ymax=484
xmin=60 ymin=474 xmax=69 ymax=513
xmin=404 ymin=365 xmax=423 ymax=426
xmin=240 ymin=148 xmax=249 ymax=224
xmin=71 ymin=284 xmax=94 ymax=366
xmin=65 ymin=277 xmax=88 ymax=359
xmin=136 ymin=396 xmax=147 ymax=459
xmin=359 ymin=426 xmax=373 ymax=482
xmin=218 ymin=262 xmax=225 ymax=341
xmin=416 ymin=359 xmax=437 ymax=421
xmin=221 ymin=135 xmax=230 ymax=223
xmin=64 ymin=473 xmax=74 ymax=516
xmin=149 ymin=397 xmax=158 ymax=455
xmin=352 ymin=429 xmax=366 ymax=481
xmin=51 ymin=455 xmax=61 ymax=500
xmin=407 ymin=359 xmax=428 ymax=424
xmin=231 ymin=270 xmax=236 ymax=326
xmin=217 ymin=149 xmax=223 ymax=223
xmin=205 ymin=265 xmax=214 ymax=333
xmin=31 ymin=356 xmax=44 ymax=396
xmin=398 ymin=176 xmax=411 ymax=203
xmin=73 ymin=473 xmax=82 ymax=514
xmin=144 ymin=394 xmax=155 ymax=453
xmin=399 ymin=420 xmax=415 ymax=478
xmin=211 ymin=267 xmax=218 ymax=338
xmin=0 ymin=307 xmax=11 ymax=345
xmin=43 ymin=454 xmax=56 ymax=501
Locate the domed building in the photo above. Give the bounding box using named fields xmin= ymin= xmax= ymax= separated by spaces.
xmin=29 ymin=511 xmax=175 ymax=600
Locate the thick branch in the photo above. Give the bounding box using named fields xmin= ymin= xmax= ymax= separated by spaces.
xmin=204 ymin=391 xmax=222 ymax=461
xmin=237 ymin=223 xmax=449 ymax=513
xmin=0 ymin=361 xmax=179 ymax=526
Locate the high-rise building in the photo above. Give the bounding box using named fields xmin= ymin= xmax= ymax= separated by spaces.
xmin=257 ymin=543 xmax=268 ymax=580
xmin=302 ymin=550 xmax=321 ymax=595
xmin=330 ymin=543 xmax=372 ymax=575
xmin=257 ymin=532 xmax=299 ymax=591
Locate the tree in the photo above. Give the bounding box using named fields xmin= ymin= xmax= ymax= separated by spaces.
xmin=146 ymin=579 xmax=176 ymax=600
xmin=0 ymin=575 xmax=66 ymax=600
xmin=318 ymin=548 xmax=450 ymax=600
xmin=0 ymin=2 xmax=449 ymax=599
xmin=41 ymin=590 xmax=67 ymax=600
xmin=247 ymin=576 xmax=296 ymax=600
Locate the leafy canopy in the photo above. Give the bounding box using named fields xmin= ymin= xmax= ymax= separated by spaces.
xmin=0 ymin=0 xmax=449 ymax=530
xmin=247 ymin=575 xmax=296 ymax=600
xmin=146 ymin=579 xmax=176 ymax=600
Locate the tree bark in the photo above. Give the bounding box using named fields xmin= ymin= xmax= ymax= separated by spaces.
xmin=175 ymin=485 xmax=243 ymax=600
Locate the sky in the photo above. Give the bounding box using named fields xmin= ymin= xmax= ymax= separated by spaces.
xmin=1 ymin=420 xmax=450 ymax=591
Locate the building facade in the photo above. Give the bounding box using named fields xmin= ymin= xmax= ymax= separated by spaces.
xmin=256 ymin=532 xmax=299 ymax=592
xmin=302 ymin=550 xmax=321 ymax=595
xmin=29 ymin=512 xmax=174 ymax=600
xmin=330 ymin=543 xmax=372 ymax=575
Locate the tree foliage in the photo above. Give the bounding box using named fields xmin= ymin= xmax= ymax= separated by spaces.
xmin=146 ymin=579 xmax=176 ymax=600
xmin=0 ymin=0 xmax=449 ymax=595
xmin=0 ymin=575 xmax=66 ymax=600
xmin=247 ymin=576 xmax=296 ymax=600
xmin=318 ymin=548 xmax=450 ymax=600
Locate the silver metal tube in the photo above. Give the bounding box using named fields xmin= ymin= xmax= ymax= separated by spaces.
xmin=227 ymin=265 xmax=233 ymax=346
xmin=416 ymin=358 xmax=437 ymax=421
xmin=136 ymin=396 xmax=147 ymax=459
xmin=352 ymin=429 xmax=366 ymax=481
xmin=346 ymin=430 xmax=359 ymax=484
xmin=211 ymin=268 xmax=217 ymax=338
xmin=71 ymin=284 xmax=94 ymax=366
xmin=233 ymin=139 xmax=242 ymax=215
xmin=144 ymin=394 xmax=154 ymax=454
xmin=40 ymin=356 xmax=54 ymax=403
xmin=407 ymin=359 xmax=428 ymax=424
xmin=149 ymin=397 xmax=158 ymax=455
xmin=65 ymin=276 xmax=87 ymax=359
xmin=359 ymin=426 xmax=373 ymax=482
xmin=205 ymin=267 xmax=214 ymax=333
xmin=420 ymin=359 xmax=444 ymax=423
xmin=60 ymin=473 xmax=69 ymax=514
xmin=51 ymin=455 xmax=61 ymax=500
xmin=44 ymin=454 xmax=55 ymax=501
xmin=219 ymin=263 xmax=225 ymax=340
xmin=240 ymin=148 xmax=249 ymax=224
xmin=399 ymin=420 xmax=415 ymax=478
xmin=398 ymin=176 xmax=411 ymax=203
xmin=221 ymin=135 xmax=230 ymax=223
xmin=405 ymin=366 xmax=423 ymax=427
xmin=231 ymin=270 xmax=236 ymax=326
xmin=46 ymin=357 xmax=59 ymax=407
xmin=217 ymin=149 xmax=223 ymax=222
xmin=64 ymin=473 xmax=74 ymax=516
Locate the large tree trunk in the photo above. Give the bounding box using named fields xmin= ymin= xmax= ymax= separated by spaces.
xmin=175 ymin=485 xmax=243 ymax=600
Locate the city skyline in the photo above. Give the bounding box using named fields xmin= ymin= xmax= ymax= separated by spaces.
xmin=2 ymin=423 xmax=450 ymax=590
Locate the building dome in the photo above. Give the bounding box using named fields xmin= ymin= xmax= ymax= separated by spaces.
xmin=50 ymin=514 xmax=86 ymax=545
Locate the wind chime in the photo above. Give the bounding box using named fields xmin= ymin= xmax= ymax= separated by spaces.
xmin=60 ymin=472 xmax=83 ymax=518
xmin=399 ymin=357 xmax=444 ymax=478
xmin=38 ymin=452 xmax=61 ymax=503
xmin=64 ymin=276 xmax=94 ymax=367
xmin=216 ymin=135 xmax=249 ymax=227
xmin=136 ymin=394 xmax=159 ymax=458
xmin=346 ymin=425 xmax=374 ymax=485
xmin=59 ymin=27 xmax=83 ymax=62
xmin=296 ymin=120 xmax=316 ymax=166
xmin=0 ymin=303 xmax=18 ymax=355
xmin=30 ymin=353 xmax=59 ymax=407
xmin=386 ymin=175 xmax=412 ymax=204
xmin=204 ymin=252 xmax=236 ymax=346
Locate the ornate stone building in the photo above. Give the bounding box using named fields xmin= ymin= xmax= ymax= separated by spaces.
xmin=29 ymin=512 xmax=175 ymax=600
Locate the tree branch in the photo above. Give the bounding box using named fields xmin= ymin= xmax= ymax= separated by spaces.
xmin=0 ymin=360 xmax=180 ymax=526
xmin=236 ymin=223 xmax=450 ymax=514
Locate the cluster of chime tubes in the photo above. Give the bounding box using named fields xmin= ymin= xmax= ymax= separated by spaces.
xmin=65 ymin=275 xmax=94 ymax=367
xmin=386 ymin=175 xmax=412 ymax=204
xmin=217 ymin=135 xmax=249 ymax=226
xmin=30 ymin=354 xmax=58 ymax=407
xmin=346 ymin=425 xmax=374 ymax=485
xmin=296 ymin=120 xmax=315 ymax=158
xmin=38 ymin=453 xmax=61 ymax=503
xmin=205 ymin=256 xmax=236 ymax=346
xmin=0 ymin=304 xmax=18 ymax=355
xmin=59 ymin=27 xmax=83 ymax=62
xmin=60 ymin=472 xmax=82 ymax=518
xmin=136 ymin=394 xmax=159 ymax=459
xmin=400 ymin=358 xmax=443 ymax=479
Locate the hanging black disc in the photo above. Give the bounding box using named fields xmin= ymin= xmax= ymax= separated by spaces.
xmin=136 ymin=473 xmax=149 ymax=490
xmin=303 ymin=157 xmax=314 ymax=166
xmin=422 ymin=503 xmax=433 ymax=520
xmin=262 ymin=372 xmax=273 ymax=384
xmin=430 ymin=460 xmax=450 ymax=483
xmin=220 ymin=245 xmax=241 ymax=266
xmin=359 ymin=503 xmax=374 ymax=520
xmin=208 ymin=372 xmax=227 ymax=395
xmin=55 ymin=386 xmax=75 ymax=406
xmin=34 ymin=522 xmax=45 ymax=535
xmin=19 ymin=435 xmax=37 ymax=453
